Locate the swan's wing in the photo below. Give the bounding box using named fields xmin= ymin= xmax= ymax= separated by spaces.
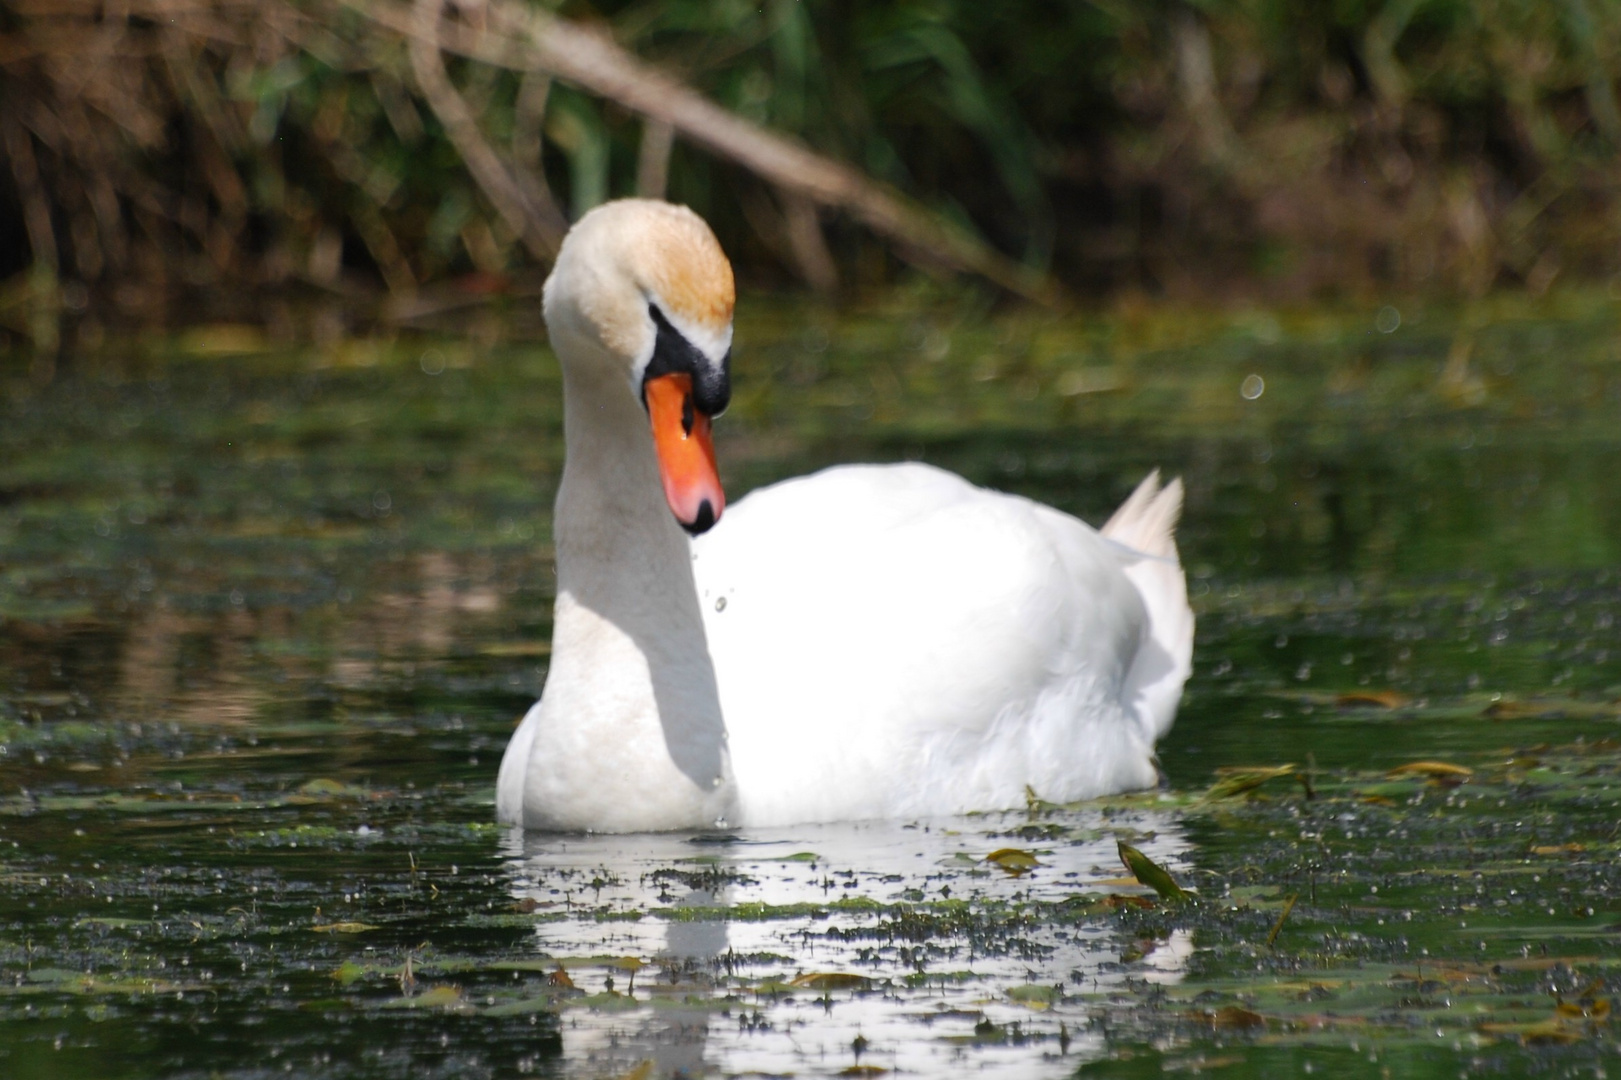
xmin=691 ymin=462 xmax=1153 ymax=821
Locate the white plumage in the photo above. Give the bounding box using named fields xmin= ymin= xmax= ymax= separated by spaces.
xmin=495 ymin=200 xmax=1193 ymax=832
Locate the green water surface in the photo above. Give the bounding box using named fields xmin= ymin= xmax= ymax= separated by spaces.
xmin=1 ymin=291 xmax=1619 ymax=1077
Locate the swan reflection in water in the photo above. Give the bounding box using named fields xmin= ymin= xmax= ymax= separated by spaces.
xmin=500 ymin=805 xmax=1192 ymax=1078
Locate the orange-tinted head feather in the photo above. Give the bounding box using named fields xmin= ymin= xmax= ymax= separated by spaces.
xmin=544 ymin=199 xmax=735 ymax=375
xmin=633 ymin=204 xmax=735 ymax=335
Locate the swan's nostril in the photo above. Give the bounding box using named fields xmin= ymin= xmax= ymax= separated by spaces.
xmin=684 ymin=500 xmax=717 ymax=535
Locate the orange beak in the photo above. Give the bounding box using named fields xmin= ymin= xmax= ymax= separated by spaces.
xmin=646 ymin=372 xmax=725 ymax=534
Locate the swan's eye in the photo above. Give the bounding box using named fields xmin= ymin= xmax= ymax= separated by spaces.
xmin=643 ymin=302 xmax=730 ymax=417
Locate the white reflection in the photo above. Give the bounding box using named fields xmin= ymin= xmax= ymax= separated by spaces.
xmin=501 ymin=805 xmax=1191 ymax=1078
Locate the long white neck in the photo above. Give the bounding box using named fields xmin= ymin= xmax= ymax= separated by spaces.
xmin=515 ymin=345 xmax=734 ymax=831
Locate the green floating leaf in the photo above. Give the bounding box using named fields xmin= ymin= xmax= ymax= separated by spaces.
xmin=381 ymin=986 xmax=473 ymax=1011
xmin=1006 ymin=983 xmax=1060 ymax=1009
xmin=311 ymin=921 xmax=379 ymax=934
xmin=332 ymin=961 xmax=368 ymax=986
xmin=1117 ymin=841 xmax=1187 ymax=902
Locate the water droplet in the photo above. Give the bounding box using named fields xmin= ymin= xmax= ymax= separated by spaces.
xmin=1240 ymin=374 xmax=1265 ymax=400
xmin=715 ymin=596 xmax=727 ymax=612
xmin=1376 ymin=305 xmax=1401 ymax=333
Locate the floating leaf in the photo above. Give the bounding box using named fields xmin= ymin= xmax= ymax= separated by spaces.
xmin=1387 ymin=760 xmax=1472 ymax=780
xmin=1117 ymin=841 xmax=1187 ymax=902
xmin=1006 ymin=983 xmax=1060 ymax=1010
xmin=779 ymin=852 xmax=820 ymax=863
xmin=1194 ymin=1006 xmax=1266 ymax=1029
xmin=1530 ymin=843 xmax=1586 ymax=856
xmin=1204 ymin=764 xmax=1297 ymax=800
xmin=790 ymin=972 xmax=872 ymax=991
xmin=311 ymin=921 xmax=378 ymax=933
xmin=1556 ymin=998 xmax=1611 ymax=1020
xmin=836 ymin=1068 xmax=887 ymax=1077
xmin=332 ymin=961 xmax=367 ymax=985
xmin=984 ymin=848 xmax=1040 ymax=874
xmin=384 ymin=985 xmax=469 ymax=1011
xmin=1336 ymin=691 xmax=1410 ymax=709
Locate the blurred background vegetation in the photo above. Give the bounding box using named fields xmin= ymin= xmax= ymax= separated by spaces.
xmin=2 ymin=0 xmax=1619 ymax=350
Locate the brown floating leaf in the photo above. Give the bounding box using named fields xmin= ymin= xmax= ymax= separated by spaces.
xmin=1117 ymin=841 xmax=1187 ymax=902
xmin=791 ymin=972 xmax=872 ymax=991
xmin=545 ymin=966 xmax=575 ymax=989
xmin=1336 ymin=690 xmax=1410 ymax=709
xmin=985 ymin=848 xmax=1041 ymax=874
xmin=609 ymin=1062 xmax=653 ymax=1080
xmin=836 ymin=1068 xmax=888 ymax=1077
xmin=1100 ymin=894 xmax=1156 ymax=910
xmin=1530 ymin=843 xmax=1587 ymax=856
xmin=1386 ymin=760 xmax=1473 ymax=779
xmin=1193 ymin=1006 xmax=1265 ymax=1029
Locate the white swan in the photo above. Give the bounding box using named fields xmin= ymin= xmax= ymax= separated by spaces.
xmin=496 ymin=199 xmax=1193 ymax=832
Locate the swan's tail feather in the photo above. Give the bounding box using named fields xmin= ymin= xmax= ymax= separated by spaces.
xmin=1105 ymin=471 xmax=1194 ymax=741
xmin=1101 ymin=469 xmax=1182 ymax=559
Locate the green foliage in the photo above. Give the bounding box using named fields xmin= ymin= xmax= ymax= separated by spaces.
xmin=1 ymin=0 xmax=1619 ymax=327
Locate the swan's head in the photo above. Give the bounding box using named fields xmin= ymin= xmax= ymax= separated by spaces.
xmin=543 ymin=199 xmax=734 ymax=535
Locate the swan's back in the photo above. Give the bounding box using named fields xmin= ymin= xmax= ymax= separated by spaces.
xmin=692 ymin=463 xmax=1191 ymax=825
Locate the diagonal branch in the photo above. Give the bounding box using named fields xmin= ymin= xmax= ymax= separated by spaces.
xmin=407 ymin=0 xmax=567 ymax=260
xmin=348 ymin=0 xmax=1058 ymax=303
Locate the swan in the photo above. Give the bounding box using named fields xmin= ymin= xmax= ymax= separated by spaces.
xmin=495 ymin=199 xmax=1193 ymax=832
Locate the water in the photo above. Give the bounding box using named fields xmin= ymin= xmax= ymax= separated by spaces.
xmin=2 ymin=291 xmax=1619 ymax=1077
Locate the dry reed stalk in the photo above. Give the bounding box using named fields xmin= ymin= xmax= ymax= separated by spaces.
xmin=346 ymin=0 xmax=1060 ymax=303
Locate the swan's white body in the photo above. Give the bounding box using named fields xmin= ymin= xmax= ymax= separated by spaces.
xmin=495 ymin=200 xmax=1193 ymax=832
